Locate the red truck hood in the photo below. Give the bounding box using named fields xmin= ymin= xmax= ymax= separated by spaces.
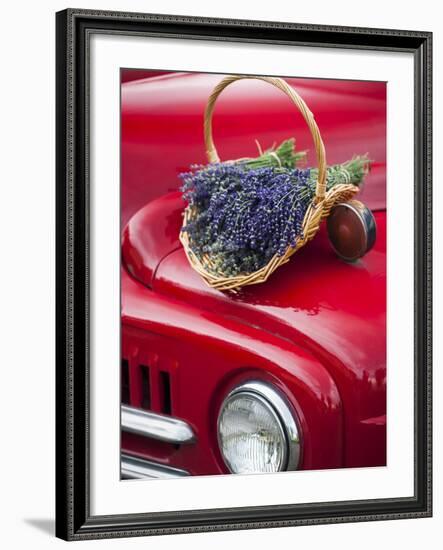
xmin=121 ymin=71 xmax=386 ymax=403
xmin=123 ymin=191 xmax=386 ymax=388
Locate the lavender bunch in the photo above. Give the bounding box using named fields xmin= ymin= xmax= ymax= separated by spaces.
xmin=181 ymin=164 xmax=312 ymax=276
xmin=180 ymin=139 xmax=370 ymax=278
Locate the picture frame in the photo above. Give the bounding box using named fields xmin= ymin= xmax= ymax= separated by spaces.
xmin=55 ymin=8 xmax=432 ymax=541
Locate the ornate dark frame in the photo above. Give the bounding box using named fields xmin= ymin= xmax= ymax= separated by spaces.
xmin=55 ymin=8 xmax=432 ymax=541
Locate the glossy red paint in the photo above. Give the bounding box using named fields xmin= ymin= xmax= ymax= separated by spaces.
xmin=121 ymin=72 xmax=386 ymax=225
xmin=121 ymin=69 xmax=170 ymax=83
xmin=122 ymin=192 xmax=183 ymax=287
xmin=121 ymin=71 xmax=386 ymax=474
xmin=122 ymin=268 xmax=343 ymax=474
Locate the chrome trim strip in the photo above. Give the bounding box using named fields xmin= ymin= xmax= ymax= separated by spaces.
xmin=121 ymin=454 xmax=190 ymax=480
xmin=121 ymin=405 xmax=196 ymax=444
xmin=219 ymin=380 xmax=301 ymax=472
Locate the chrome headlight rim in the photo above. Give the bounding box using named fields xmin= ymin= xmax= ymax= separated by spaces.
xmin=217 ymin=380 xmax=301 ymax=473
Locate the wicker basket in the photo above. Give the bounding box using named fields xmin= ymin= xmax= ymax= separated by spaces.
xmin=180 ymin=75 xmax=359 ymax=291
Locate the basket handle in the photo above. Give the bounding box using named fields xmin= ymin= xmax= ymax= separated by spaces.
xmin=204 ymin=75 xmax=327 ymax=203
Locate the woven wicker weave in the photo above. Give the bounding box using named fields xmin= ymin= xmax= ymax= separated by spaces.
xmin=180 ymin=75 xmax=359 ymax=291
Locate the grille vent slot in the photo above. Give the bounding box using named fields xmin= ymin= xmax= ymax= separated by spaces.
xmin=121 ymin=359 xmax=130 ymax=405
xmin=159 ymin=371 xmax=172 ymax=414
xmin=121 ymin=342 xmax=174 ymax=414
xmin=140 ymin=365 xmax=151 ymax=410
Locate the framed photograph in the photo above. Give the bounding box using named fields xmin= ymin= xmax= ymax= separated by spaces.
xmin=55 ymin=8 xmax=432 ymax=540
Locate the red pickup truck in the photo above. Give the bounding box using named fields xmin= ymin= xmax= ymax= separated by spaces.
xmin=120 ymin=71 xmax=386 ymax=479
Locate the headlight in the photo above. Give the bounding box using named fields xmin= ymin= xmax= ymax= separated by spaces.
xmin=217 ymin=381 xmax=300 ymax=474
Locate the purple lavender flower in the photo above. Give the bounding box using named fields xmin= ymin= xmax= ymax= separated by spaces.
xmin=180 ymin=163 xmax=313 ymax=277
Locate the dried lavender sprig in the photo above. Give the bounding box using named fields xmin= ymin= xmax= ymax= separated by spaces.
xmin=309 ymin=155 xmax=370 ymax=189
xmin=239 ymin=138 xmax=307 ymax=170
xmin=239 ymin=140 xmax=369 ymax=190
